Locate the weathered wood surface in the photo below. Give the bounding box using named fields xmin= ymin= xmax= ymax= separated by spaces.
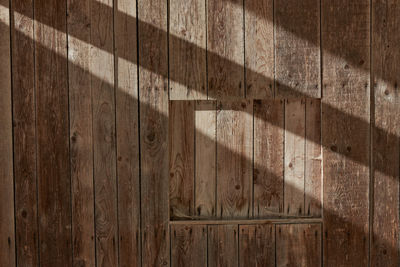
xmin=208 ymin=225 xmax=239 ymax=267
xmin=169 ymin=0 xmax=207 ymax=100
xmin=35 ymin=0 xmax=72 ymax=265
xmin=171 ymin=225 xmax=207 ymax=267
xmin=0 ymin=0 xmax=15 ymax=265
xmin=322 ymin=0 xmax=371 ymax=265
xmin=371 ymin=0 xmax=400 ymax=265
xmin=276 ymin=224 xmax=321 ymax=267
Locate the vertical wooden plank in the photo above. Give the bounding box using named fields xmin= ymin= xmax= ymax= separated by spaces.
xmin=208 ymin=0 xmax=244 ymax=99
xmin=169 ymin=0 xmax=207 ymax=100
xmin=208 ymin=225 xmax=238 ymax=267
xmin=115 ymin=0 xmax=140 ymax=266
xmin=169 ymin=101 xmax=195 ymax=218
xmin=217 ymin=100 xmax=252 ymax=219
xmin=305 ymin=99 xmax=322 ymax=217
xmin=322 ymin=0 xmax=370 ymax=265
xmin=171 ymin=225 xmax=207 ymax=267
xmin=35 ymin=0 xmax=72 ymax=265
xmin=275 ymin=0 xmax=321 ymax=98
xmin=276 ymin=224 xmax=321 ymax=267
xmin=239 ymin=224 xmax=275 ymax=267
xmin=90 ymin=0 xmax=118 ymax=266
xmin=371 ymin=0 xmax=400 ymax=265
xmin=244 ymin=0 xmax=274 ymax=98
xmin=67 ymin=0 xmax=95 ymax=266
xmin=138 ymin=0 xmax=169 ymax=265
xmin=284 ymin=99 xmax=305 ymax=215
xmin=11 ymin=0 xmax=39 ymax=265
xmin=0 ymin=0 xmax=15 ymax=265
xmin=194 ymin=100 xmax=216 ymax=217
xmin=253 ymin=100 xmax=284 ymax=217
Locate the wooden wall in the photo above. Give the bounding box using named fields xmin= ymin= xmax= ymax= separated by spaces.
xmin=0 ymin=0 xmax=399 ymax=266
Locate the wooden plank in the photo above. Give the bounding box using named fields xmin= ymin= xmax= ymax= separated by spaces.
xmin=169 ymin=101 xmax=195 ymax=218
xmin=239 ymin=224 xmax=275 ymax=267
xmin=170 ymin=217 xmax=322 ymax=225
xmin=0 ymin=0 xmax=15 ymax=266
xmin=138 ymin=0 xmax=170 ymax=265
xmin=171 ymin=225 xmax=207 ymax=267
xmin=90 ymin=0 xmax=118 ymax=266
xmin=305 ymin=99 xmax=322 ymax=217
xmin=67 ymin=0 xmax=95 ymax=266
xmin=11 ymin=0 xmax=39 ymax=266
xmin=284 ymin=99 xmax=305 ymax=215
xmin=322 ymin=0 xmax=370 ymax=265
xmin=276 ymin=224 xmax=321 ymax=267
xmin=244 ymin=0 xmax=274 ymax=98
xmin=194 ymin=100 xmax=216 ymax=217
xmin=371 ymin=0 xmax=400 ymax=265
xmin=115 ymin=0 xmax=140 ymax=266
xmin=253 ymin=99 xmax=284 ymax=217
xmin=208 ymin=225 xmax=238 ymax=267
xmin=217 ymin=100 xmax=252 ymax=218
xmin=34 ymin=0 xmax=72 ymax=265
xmin=275 ymin=0 xmax=321 ymax=98
xmin=169 ymin=0 xmax=207 ymax=100
xmin=208 ymin=0 xmax=244 ymax=99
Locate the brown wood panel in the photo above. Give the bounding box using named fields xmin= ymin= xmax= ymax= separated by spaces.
xmin=0 ymin=0 xmax=15 ymax=265
xmin=208 ymin=225 xmax=238 ymax=267
xmin=194 ymin=101 xmax=216 ymax=217
xmin=91 ymin=0 xmax=118 ymax=266
xmin=276 ymin=224 xmax=321 ymax=267
xmin=244 ymin=0 xmax=274 ymax=98
xmin=169 ymin=0 xmax=207 ymax=100
xmin=239 ymin=224 xmax=275 ymax=267
xmin=322 ymin=0 xmax=370 ymax=265
xmin=253 ymin=100 xmax=284 ymax=217
xmin=208 ymin=0 xmax=244 ymax=99
xmin=171 ymin=225 xmax=207 ymax=267
xmin=115 ymin=0 xmax=140 ymax=266
xmin=275 ymin=0 xmax=321 ymax=98
xmin=284 ymin=99 xmax=305 ymax=215
xmin=371 ymin=0 xmax=400 ymax=265
xmin=67 ymin=0 xmax=95 ymax=266
xmin=11 ymin=0 xmax=39 ymax=266
xmin=217 ymin=100 xmax=252 ymax=218
xmin=169 ymin=101 xmax=195 ymax=218
xmin=138 ymin=0 xmax=170 ymax=265
xmin=305 ymin=99 xmax=321 ymax=217
xmin=34 ymin=0 xmax=72 ymax=265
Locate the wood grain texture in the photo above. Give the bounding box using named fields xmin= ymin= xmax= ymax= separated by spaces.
xmin=194 ymin=101 xmax=216 ymax=217
xmin=138 ymin=0 xmax=170 ymax=265
xmin=171 ymin=225 xmax=207 ymax=267
xmin=35 ymin=0 xmax=72 ymax=265
xmin=284 ymin=99 xmax=305 ymax=215
xmin=91 ymin=0 xmax=118 ymax=266
xmin=67 ymin=0 xmax=95 ymax=266
xmin=322 ymin=0 xmax=370 ymax=265
xmin=275 ymin=0 xmax=321 ymax=98
xmin=11 ymin=0 xmax=39 ymax=266
xmin=276 ymin=224 xmax=321 ymax=267
xmin=115 ymin=0 xmax=140 ymax=266
xmin=169 ymin=0 xmax=207 ymax=100
xmin=169 ymin=101 xmax=195 ymax=218
xmin=253 ymin=100 xmax=284 ymax=217
xmin=245 ymin=0 xmax=274 ymax=98
xmin=305 ymin=99 xmax=321 ymax=217
xmin=0 ymin=0 xmax=15 ymax=265
xmin=239 ymin=224 xmax=275 ymax=267
xmin=217 ymin=100 xmax=252 ymax=218
xmin=371 ymin=0 xmax=400 ymax=265
xmin=208 ymin=225 xmax=238 ymax=267
xmin=208 ymin=0 xmax=244 ymax=99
